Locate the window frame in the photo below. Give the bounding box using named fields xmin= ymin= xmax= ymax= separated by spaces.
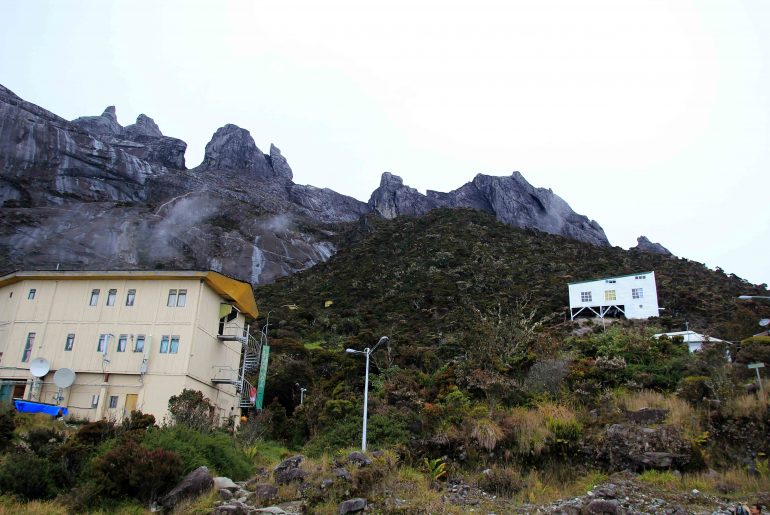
xmin=176 ymin=289 xmax=187 ymax=307
xmin=89 ymin=289 xmax=100 ymax=306
xmin=134 ymin=335 xmax=145 ymax=353
xmin=27 ymin=288 xmax=36 ymax=300
xmin=632 ymin=288 xmax=644 ymax=300
xmin=108 ymin=396 xmax=118 ymax=409
xmin=125 ymin=289 xmax=136 ymax=306
xmin=97 ymin=334 xmax=109 ymax=353
xmin=22 ymin=333 xmax=35 ymax=362
xmin=169 ymin=335 xmax=180 ymax=354
xmin=64 ymin=333 xmax=75 ymax=351
xmin=580 ymin=291 xmax=592 ymax=303
xmin=117 ymin=334 xmax=127 ymax=352
xmin=159 ymin=335 xmax=170 ymax=354
xmin=106 ymin=289 xmax=117 ymax=306
xmin=167 ymin=289 xmax=177 ymax=307
xmin=604 ymin=289 xmax=617 ymax=301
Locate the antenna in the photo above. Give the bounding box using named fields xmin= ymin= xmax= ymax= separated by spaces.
xmin=53 ymin=368 xmax=76 ymax=406
xmin=30 ymin=358 xmax=51 ymax=378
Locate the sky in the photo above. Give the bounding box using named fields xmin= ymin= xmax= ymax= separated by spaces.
xmin=1 ymin=0 xmax=768 ymax=286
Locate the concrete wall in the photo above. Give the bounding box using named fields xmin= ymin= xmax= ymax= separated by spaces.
xmin=568 ymin=271 xmax=659 ymax=319
xmin=0 ymin=275 xmax=247 ymax=424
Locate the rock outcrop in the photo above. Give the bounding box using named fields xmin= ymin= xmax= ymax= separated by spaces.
xmin=1 ymin=82 xmax=617 ymax=284
xmin=369 ymin=171 xmax=610 ymax=246
xmin=632 ymin=235 xmax=673 ymax=256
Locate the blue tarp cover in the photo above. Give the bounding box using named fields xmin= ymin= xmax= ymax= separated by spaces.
xmin=14 ymin=400 xmax=68 ymax=416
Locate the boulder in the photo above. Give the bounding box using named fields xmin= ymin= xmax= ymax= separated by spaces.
xmin=213 ymin=500 xmax=250 ymax=515
xmin=582 ymin=499 xmax=620 ymax=514
xmin=339 ymin=497 xmax=367 ymax=514
xmin=159 ymin=465 xmax=213 ymax=510
xmin=348 ymin=451 xmax=372 ymax=467
xmin=334 ymin=467 xmax=351 ymax=481
xmin=251 ymin=483 xmax=279 ymax=502
xmin=598 ymin=424 xmax=692 ymax=471
xmin=274 ymin=455 xmax=307 ymax=484
xmin=213 ymin=476 xmax=239 ymax=491
xmin=625 ymin=408 xmax=668 ymax=425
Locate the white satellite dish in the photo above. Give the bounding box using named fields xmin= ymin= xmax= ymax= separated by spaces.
xmin=30 ymin=358 xmax=50 ymax=378
xmin=760 ymin=319 xmax=770 ymax=328
xmin=53 ymin=368 xmax=76 ymax=389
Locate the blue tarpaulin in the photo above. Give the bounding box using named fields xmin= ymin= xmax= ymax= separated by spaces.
xmin=14 ymin=400 xmax=68 ymax=417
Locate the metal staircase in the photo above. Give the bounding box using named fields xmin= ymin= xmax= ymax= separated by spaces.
xmin=216 ymin=314 xmax=271 ymax=410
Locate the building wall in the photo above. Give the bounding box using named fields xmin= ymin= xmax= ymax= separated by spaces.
xmin=568 ymin=272 xmax=659 ymax=319
xmin=0 ymin=276 xmax=248 ymax=424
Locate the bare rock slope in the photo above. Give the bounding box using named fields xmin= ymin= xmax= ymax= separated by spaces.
xmin=1 ymin=83 xmax=611 ymax=284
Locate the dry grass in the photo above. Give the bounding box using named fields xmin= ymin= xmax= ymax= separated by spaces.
xmin=640 ymin=468 xmax=770 ymax=500
xmin=502 ymin=402 xmax=578 ymax=456
xmin=170 ymin=487 xmax=218 ymax=515
xmin=615 ymin=389 xmax=703 ymax=439
xmin=471 ymin=418 xmax=504 ymax=451
xmin=725 ymin=389 xmax=770 ymax=419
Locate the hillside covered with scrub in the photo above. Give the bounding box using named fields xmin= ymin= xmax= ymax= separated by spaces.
xmin=2 ymin=208 xmax=770 ymax=514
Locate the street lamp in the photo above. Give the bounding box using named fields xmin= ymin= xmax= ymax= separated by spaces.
xmin=295 ymin=383 xmax=307 ymax=405
xmin=346 ymin=336 xmax=389 ymax=453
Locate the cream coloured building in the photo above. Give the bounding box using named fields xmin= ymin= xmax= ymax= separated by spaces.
xmin=0 ymin=270 xmax=259 ymax=425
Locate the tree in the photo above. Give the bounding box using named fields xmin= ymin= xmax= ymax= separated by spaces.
xmin=167 ymin=389 xmax=216 ymax=432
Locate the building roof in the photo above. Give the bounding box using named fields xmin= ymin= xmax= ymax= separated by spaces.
xmin=568 ymin=271 xmax=654 ymax=286
xmin=653 ymin=330 xmax=724 ymax=343
xmin=0 ymin=270 xmax=259 ymax=319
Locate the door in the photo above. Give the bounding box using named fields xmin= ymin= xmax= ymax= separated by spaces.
xmin=124 ymin=394 xmax=138 ymax=417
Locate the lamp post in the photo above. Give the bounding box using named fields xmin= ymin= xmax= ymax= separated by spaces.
xmin=346 ymin=336 xmax=389 ymax=453
xmin=295 ymin=383 xmax=307 ymax=405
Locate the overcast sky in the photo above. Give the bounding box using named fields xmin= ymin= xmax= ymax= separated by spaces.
xmin=2 ymin=0 xmax=768 ymax=287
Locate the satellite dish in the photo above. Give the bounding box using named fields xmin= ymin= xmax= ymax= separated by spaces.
xmin=53 ymin=368 xmax=76 ymax=389
xmin=30 ymin=358 xmax=50 ymax=378
xmin=760 ymin=319 xmax=770 ymax=328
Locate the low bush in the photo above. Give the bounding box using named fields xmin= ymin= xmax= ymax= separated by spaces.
xmin=25 ymin=427 xmax=65 ymax=458
xmin=0 ymin=451 xmax=59 ymax=500
xmin=0 ymin=408 xmax=15 ymax=451
xmin=478 ymin=465 xmax=527 ymax=497
xmin=141 ymin=425 xmax=253 ymax=479
xmin=76 ymin=419 xmax=116 ymax=446
xmin=90 ymin=440 xmax=183 ymax=504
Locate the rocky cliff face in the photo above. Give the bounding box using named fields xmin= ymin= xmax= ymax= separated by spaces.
xmin=369 ymin=171 xmax=609 ymax=246
xmin=1 ymin=83 xmax=613 ymax=284
xmin=631 ymin=236 xmax=673 ymax=256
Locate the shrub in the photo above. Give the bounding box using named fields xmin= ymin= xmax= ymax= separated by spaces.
xmin=478 ymin=465 xmax=527 ymax=497
xmin=0 ymin=451 xmax=59 ymax=500
xmin=91 ymin=440 xmax=183 ymax=504
xmin=0 ymin=407 xmax=15 ymax=451
xmin=471 ymin=418 xmax=504 ymax=452
xmin=76 ymin=419 xmax=116 ymax=446
xmin=121 ymin=410 xmax=156 ymax=432
xmin=677 ymin=376 xmax=711 ymax=405
xmin=302 ymin=417 xmax=360 ymax=457
xmin=141 ymin=425 xmax=253 ymax=479
xmin=25 ymin=427 xmax=65 ymax=458
xmin=168 ymin=389 xmax=217 ymax=432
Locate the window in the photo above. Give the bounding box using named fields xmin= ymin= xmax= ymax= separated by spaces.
xmin=109 ymin=396 xmax=118 ymax=409
xmin=97 ymin=334 xmax=109 ymax=353
xmin=65 ymin=334 xmax=75 ymax=351
xmin=159 ymin=335 xmax=169 ymax=353
xmin=176 ymin=289 xmax=187 ymax=307
xmin=106 ymin=289 xmax=117 ymax=306
xmin=169 ymin=335 xmax=180 ymax=354
xmin=167 ymin=289 xmax=177 ymax=307
xmin=117 ymin=335 xmax=127 ymax=352
xmin=22 ymin=333 xmax=35 ymax=362
xmin=28 ymin=289 xmax=36 ymax=300
xmin=580 ymin=291 xmax=592 ymax=303
xmin=632 ymin=288 xmax=644 ymax=299
xmin=125 ymin=289 xmax=136 ymax=306
xmin=635 ymin=275 xmax=646 ymax=280
xmin=605 ymin=279 xmax=616 ymax=284
xmin=91 ymin=394 xmax=99 ymax=408
xmin=134 ymin=335 xmax=145 ymax=353
xmin=89 ymin=289 xmax=100 ymax=306
xmin=604 ymin=290 xmax=617 ymax=301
